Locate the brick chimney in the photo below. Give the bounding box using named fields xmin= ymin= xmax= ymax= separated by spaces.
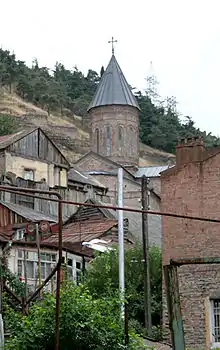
xmin=176 ymin=136 xmax=205 ymax=167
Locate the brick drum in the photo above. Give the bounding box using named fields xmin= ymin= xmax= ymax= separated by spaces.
xmin=161 ymin=138 xmax=220 ymax=349
xmin=89 ymin=105 xmax=139 ymax=167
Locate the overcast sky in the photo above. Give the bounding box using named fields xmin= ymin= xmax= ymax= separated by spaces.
xmin=1 ymin=0 xmax=219 ymax=135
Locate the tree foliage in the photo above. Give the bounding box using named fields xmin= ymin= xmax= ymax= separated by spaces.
xmin=0 ymin=114 xmax=16 ymax=136
xmin=137 ymin=91 xmax=220 ymax=153
xmin=85 ymin=244 xmax=162 ymax=338
xmin=5 ymin=282 xmax=144 ymax=350
xmin=0 ymin=47 xmax=219 ymax=152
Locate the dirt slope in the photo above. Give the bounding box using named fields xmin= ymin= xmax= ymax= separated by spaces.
xmin=0 ymin=89 xmax=175 ymax=165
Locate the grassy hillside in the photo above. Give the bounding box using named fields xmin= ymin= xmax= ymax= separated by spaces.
xmin=0 ymin=88 xmax=175 ymax=166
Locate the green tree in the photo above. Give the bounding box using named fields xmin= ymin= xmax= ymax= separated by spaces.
xmin=5 ymin=282 xmax=144 ymax=350
xmin=0 ymin=115 xmax=16 ymax=136
xmin=85 ymin=244 xmax=162 ymax=337
xmin=1 ymin=46 xmax=220 ymax=151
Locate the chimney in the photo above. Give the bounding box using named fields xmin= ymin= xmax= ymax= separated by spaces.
xmin=176 ymin=136 xmax=205 ymax=168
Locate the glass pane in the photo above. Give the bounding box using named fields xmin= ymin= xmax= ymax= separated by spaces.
xmin=18 ymin=250 xmax=22 ymax=258
xmin=41 ymin=262 xmax=45 ymax=279
xmin=52 ymin=254 xmax=56 ymax=262
xmin=24 ymin=170 xmax=34 ymax=181
xmin=18 ymin=260 xmax=22 ymax=275
xmin=68 ymin=259 xmax=73 ymax=267
xmin=76 ymin=262 xmax=81 ymax=270
xmin=40 ymin=253 xmax=46 ymax=261
xmin=26 ymin=261 xmax=34 ymax=279
xmin=46 ymin=253 xmax=51 ymax=261
xmin=213 ymin=299 xmax=220 ymax=342
xmin=67 ymin=266 xmax=72 ymax=279
xmin=46 ymin=263 xmax=51 ymax=278
xmin=76 ymin=271 xmax=81 ymax=284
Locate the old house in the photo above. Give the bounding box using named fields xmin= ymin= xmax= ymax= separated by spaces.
xmin=0 ymin=127 xmax=70 ymax=189
xmin=161 ymin=137 xmax=220 ymax=349
xmin=0 ymin=225 xmax=85 ymax=293
xmin=0 ymin=127 xmax=110 ymax=220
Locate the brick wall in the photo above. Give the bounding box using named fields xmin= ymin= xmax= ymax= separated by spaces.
xmin=90 ymin=105 xmax=139 ymax=167
xmin=161 ymin=139 xmax=220 ymax=349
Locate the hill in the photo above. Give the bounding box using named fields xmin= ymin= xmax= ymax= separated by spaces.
xmin=0 ymin=46 xmax=219 ymax=162
xmin=0 ymin=88 xmax=174 ymax=165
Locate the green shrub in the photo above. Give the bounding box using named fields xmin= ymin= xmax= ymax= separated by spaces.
xmin=5 ymin=282 xmax=145 ymax=349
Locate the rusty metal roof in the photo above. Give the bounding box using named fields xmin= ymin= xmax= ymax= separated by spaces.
xmin=42 ymin=218 xmax=132 ymax=256
xmin=87 ymin=54 xmax=140 ymax=112
xmin=0 ymin=201 xmax=57 ymax=223
xmin=44 ymin=218 xmax=117 ymax=245
xmin=12 ymin=217 xmax=133 ymax=257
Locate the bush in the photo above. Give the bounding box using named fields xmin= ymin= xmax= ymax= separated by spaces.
xmin=85 ymin=244 xmax=162 ymax=336
xmin=5 ymin=282 xmax=145 ymax=350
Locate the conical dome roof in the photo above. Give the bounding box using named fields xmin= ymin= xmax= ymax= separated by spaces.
xmin=87 ymin=54 xmax=140 ymax=112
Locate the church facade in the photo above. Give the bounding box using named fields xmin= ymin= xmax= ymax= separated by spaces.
xmin=75 ymin=51 xmax=168 ymax=247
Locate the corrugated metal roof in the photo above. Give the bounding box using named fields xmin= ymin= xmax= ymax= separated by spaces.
xmin=135 ymin=165 xmax=171 ymax=178
xmin=87 ymin=54 xmax=140 ymax=111
xmin=68 ymin=168 xmax=106 ymax=188
xmin=0 ymin=201 xmax=57 ymax=223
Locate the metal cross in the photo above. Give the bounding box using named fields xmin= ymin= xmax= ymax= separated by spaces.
xmin=108 ymin=36 xmax=118 ymax=55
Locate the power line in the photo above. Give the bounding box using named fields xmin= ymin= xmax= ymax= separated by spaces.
xmin=0 ymin=186 xmax=220 ymax=224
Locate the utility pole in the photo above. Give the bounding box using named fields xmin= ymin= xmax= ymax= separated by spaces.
xmin=141 ymin=175 xmax=152 ymax=336
xmin=36 ymin=223 xmax=42 ymax=298
xmin=118 ymin=168 xmax=125 ymax=319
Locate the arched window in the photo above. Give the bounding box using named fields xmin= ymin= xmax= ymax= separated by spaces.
xmin=95 ymin=128 xmax=100 ymax=153
xmin=118 ymin=126 xmax=124 ymax=149
xmin=129 ymin=127 xmax=133 ymax=154
xmin=106 ymin=125 xmax=111 ymax=155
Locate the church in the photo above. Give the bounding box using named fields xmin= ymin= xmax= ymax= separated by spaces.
xmin=74 ymin=45 xmax=170 ymax=247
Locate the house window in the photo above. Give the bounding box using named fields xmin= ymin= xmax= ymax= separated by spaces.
xmin=54 ymin=167 xmax=61 ymax=186
xmin=76 ymin=261 xmax=82 ymax=284
xmin=106 ymin=125 xmax=111 ymax=155
xmin=95 ymin=128 xmax=100 ymax=153
xmin=67 ymin=258 xmax=73 ymax=279
xmin=23 ymin=169 xmax=34 ymax=181
xmin=17 ymin=250 xmax=56 ymax=280
xmin=15 ymin=229 xmax=25 ymax=241
xmin=211 ymin=299 xmax=220 ymax=347
xmin=118 ymin=126 xmax=123 ymax=149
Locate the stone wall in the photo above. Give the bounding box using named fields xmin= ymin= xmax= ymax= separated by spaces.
xmin=90 ymin=105 xmax=139 ymax=167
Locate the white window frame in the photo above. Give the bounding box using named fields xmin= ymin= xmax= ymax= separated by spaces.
xmin=210 ymin=299 xmax=220 ymax=349
xmin=17 ymin=250 xmax=57 ymax=280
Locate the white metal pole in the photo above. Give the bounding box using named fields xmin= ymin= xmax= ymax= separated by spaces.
xmin=117 ymin=167 xmax=124 ymax=318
